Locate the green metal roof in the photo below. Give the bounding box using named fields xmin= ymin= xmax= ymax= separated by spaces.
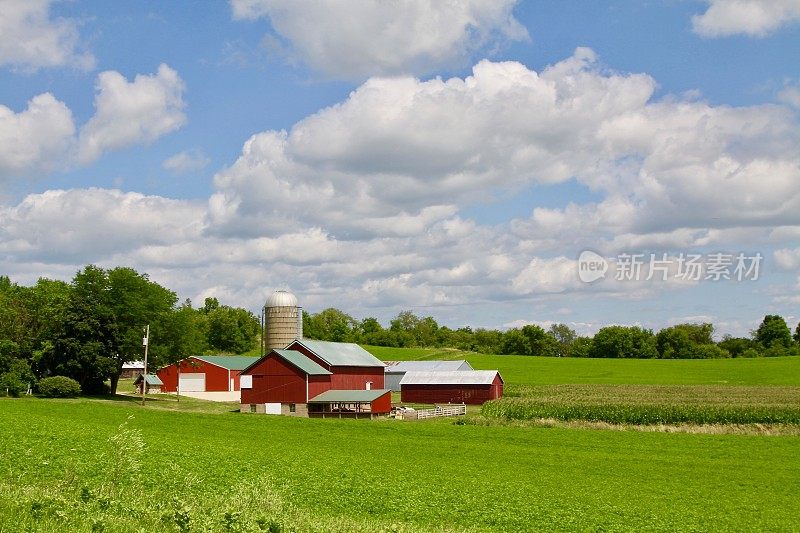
xmin=135 ymin=374 xmax=163 ymax=386
xmin=309 ymin=389 xmax=390 ymax=403
xmin=193 ymin=355 xmax=260 ymax=370
xmin=273 ymin=350 xmax=331 ymax=375
xmin=292 ymin=339 xmax=385 ymax=367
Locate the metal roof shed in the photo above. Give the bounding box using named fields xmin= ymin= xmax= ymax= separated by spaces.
xmin=156 ymin=355 xmax=260 ymax=393
xmin=134 ymin=373 xmax=163 ymax=393
xmin=400 ymin=370 xmax=503 ymax=405
xmin=384 ymin=360 xmax=473 ymax=391
xmin=308 ymin=389 xmax=392 ymax=418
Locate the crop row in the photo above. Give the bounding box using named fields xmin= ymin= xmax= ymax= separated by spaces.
xmin=481 ymin=398 xmax=800 ymax=425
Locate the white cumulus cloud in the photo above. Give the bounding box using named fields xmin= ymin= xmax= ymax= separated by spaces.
xmin=163 ymin=149 xmax=211 ymax=174
xmin=78 ymin=64 xmax=187 ymax=164
xmin=230 ymin=0 xmax=528 ymax=78
xmin=0 ymin=93 xmax=75 ymax=179
xmin=692 ymin=0 xmax=800 ymax=38
xmin=0 ymin=0 xmax=94 ymax=71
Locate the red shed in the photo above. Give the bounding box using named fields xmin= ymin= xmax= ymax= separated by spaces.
xmin=400 ymin=370 xmax=504 ymax=405
xmin=157 ymin=355 xmax=259 ymax=393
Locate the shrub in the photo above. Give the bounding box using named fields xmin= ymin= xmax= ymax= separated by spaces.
xmin=37 ymin=376 xmax=81 ymax=398
xmin=0 ymin=372 xmax=27 ymax=397
xmin=0 ymin=360 xmax=35 ymax=397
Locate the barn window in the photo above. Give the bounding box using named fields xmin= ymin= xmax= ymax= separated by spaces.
xmin=289 ymin=403 xmax=296 ymax=413
xmin=249 ymin=404 xmax=256 ymax=413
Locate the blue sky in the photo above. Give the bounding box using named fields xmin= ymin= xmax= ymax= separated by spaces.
xmin=1 ymin=0 xmax=799 ymax=337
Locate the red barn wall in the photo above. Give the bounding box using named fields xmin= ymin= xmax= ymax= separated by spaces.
xmin=308 ymin=374 xmax=331 ymax=398
xmin=371 ymin=391 xmax=392 ymax=414
xmin=157 ymin=358 xmax=230 ymax=392
xmin=330 ymin=366 xmax=385 ymax=390
xmin=491 ymin=374 xmax=503 ymax=400
xmin=401 ymin=384 xmax=497 ymax=405
xmin=241 ymin=354 xmax=308 ymax=404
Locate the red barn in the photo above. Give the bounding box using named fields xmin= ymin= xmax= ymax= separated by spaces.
xmin=400 ymin=370 xmax=504 ymax=405
xmin=240 ymin=349 xmax=332 ymax=415
xmin=240 ymin=341 xmax=389 ymax=417
xmin=157 ymin=356 xmax=259 ymax=393
xmin=284 ymin=339 xmax=385 ymax=390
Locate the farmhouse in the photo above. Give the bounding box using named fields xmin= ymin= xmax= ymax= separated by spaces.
xmin=384 ymin=360 xmax=473 ymax=391
xmin=157 ymin=355 xmax=259 ymax=393
xmin=400 ymin=370 xmax=504 ymax=405
xmin=240 ymin=341 xmax=389 ymax=417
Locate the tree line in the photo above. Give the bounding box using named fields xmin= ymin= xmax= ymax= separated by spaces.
xmin=3 ymin=267 xmax=798 ymax=396
xmin=0 ymin=268 xmax=259 ymax=396
xmin=303 ymin=308 xmax=800 ymax=359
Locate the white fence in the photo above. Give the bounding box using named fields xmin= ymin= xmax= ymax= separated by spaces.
xmin=404 ymin=404 xmax=466 ymax=420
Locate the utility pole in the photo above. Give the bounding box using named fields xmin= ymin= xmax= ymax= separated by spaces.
xmin=141 ymin=324 xmax=149 ymax=406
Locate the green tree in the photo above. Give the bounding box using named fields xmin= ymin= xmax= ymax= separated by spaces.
xmin=548 ymin=323 xmax=577 ymax=357
xmin=718 ymin=336 xmax=760 ymax=358
xmin=46 ymin=265 xmax=119 ymax=393
xmin=304 ymin=308 xmax=357 ymax=342
xmin=206 ymin=305 xmax=260 ymax=353
xmin=754 ymin=315 xmax=793 ymax=349
xmin=590 ymin=326 xmax=657 ymax=358
xmin=794 ymin=322 xmax=800 ymax=345
xmin=358 ymin=317 xmax=385 ymax=345
xmin=390 ymin=310 xmax=420 ymax=333
xmin=570 ymin=337 xmax=594 ymax=358
xmin=107 ymin=267 xmax=178 ymax=393
xmin=500 ymin=329 xmax=529 ymax=355
xmin=656 ymin=323 xmax=716 ymax=359
xmin=521 ymin=325 xmax=559 ymax=357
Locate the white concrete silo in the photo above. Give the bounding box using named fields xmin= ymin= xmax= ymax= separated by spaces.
xmin=262 ymin=290 xmax=303 ymax=353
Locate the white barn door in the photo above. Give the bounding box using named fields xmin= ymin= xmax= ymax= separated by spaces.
xmin=179 ymin=373 xmax=206 ymax=392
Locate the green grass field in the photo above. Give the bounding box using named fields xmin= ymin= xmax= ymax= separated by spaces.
xmin=2 ymin=397 xmax=799 ymax=532
xmin=3 ymin=351 xmax=799 ymax=531
xmin=363 ymin=345 xmax=800 ymax=385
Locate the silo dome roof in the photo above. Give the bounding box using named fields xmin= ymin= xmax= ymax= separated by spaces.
xmin=265 ymin=290 xmax=298 ymax=308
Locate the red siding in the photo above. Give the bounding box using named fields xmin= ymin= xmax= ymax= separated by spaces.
xmin=241 ymin=353 xmax=326 ymax=404
xmin=230 ymin=370 xmax=241 ymax=391
xmin=157 ymin=358 xmax=230 ymax=392
xmin=308 ymin=374 xmax=331 ymax=399
xmin=330 ymin=366 xmax=385 ymax=390
xmin=371 ymin=391 xmax=392 ymax=414
xmin=401 ymin=375 xmax=503 ymax=405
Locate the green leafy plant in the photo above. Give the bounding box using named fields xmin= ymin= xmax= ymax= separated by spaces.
xmin=37 ymin=376 xmax=81 ymax=398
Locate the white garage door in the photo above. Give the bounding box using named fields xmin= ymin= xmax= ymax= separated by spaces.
xmin=179 ymin=373 xmax=206 ymax=392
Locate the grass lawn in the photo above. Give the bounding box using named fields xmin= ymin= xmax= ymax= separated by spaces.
xmin=467 ymin=354 xmax=800 ymax=386
xmin=2 ymin=397 xmax=799 ymax=532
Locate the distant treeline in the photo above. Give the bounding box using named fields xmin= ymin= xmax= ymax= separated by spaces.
xmin=0 ymin=268 xmax=259 ymax=395
xmin=3 ymin=267 xmax=799 ymax=397
xmin=303 ymin=308 xmax=800 ymax=359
